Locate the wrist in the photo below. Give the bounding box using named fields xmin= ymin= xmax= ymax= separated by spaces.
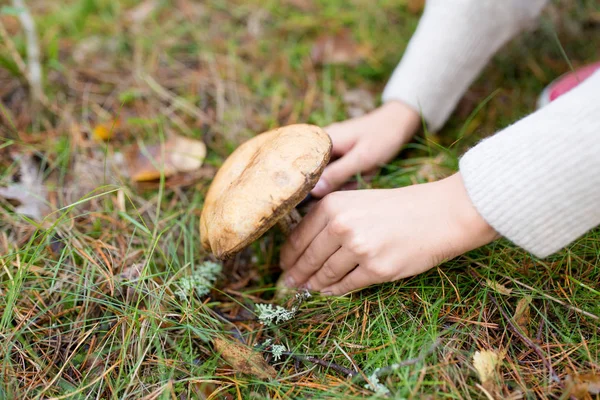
xmin=440 ymin=172 xmax=499 ymax=252
xmin=373 ymin=101 xmax=421 ymax=143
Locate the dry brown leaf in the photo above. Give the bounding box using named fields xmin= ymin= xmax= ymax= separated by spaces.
xmin=120 ymin=263 xmax=143 ymax=281
xmin=125 ymin=133 xmax=207 ymax=182
xmin=311 ymin=29 xmax=365 ymax=66
xmin=342 ymin=88 xmax=375 ymax=118
xmin=513 ymin=296 xmax=532 ymax=335
xmin=212 ymin=337 xmax=276 ymax=380
xmin=0 ymin=153 xmax=49 ymax=220
xmin=485 ymin=279 xmax=512 ymax=296
xmin=567 ymin=372 xmax=600 ymax=399
xmin=0 ymin=14 xmax=21 ymax=35
xmin=61 ymin=150 xmax=125 ymax=209
xmin=407 ymin=0 xmax=425 ymax=14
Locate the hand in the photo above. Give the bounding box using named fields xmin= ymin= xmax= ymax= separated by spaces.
xmin=281 ymin=173 xmax=499 ymax=295
xmin=311 ymin=101 xmax=421 ymax=198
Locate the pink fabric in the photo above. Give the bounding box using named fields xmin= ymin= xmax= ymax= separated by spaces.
xmin=549 ymin=62 xmax=600 ymax=101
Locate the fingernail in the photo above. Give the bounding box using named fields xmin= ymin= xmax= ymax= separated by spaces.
xmin=321 ymin=290 xmax=332 ymax=296
xmin=285 ymin=274 xmax=296 ymax=288
xmin=312 ymin=179 xmax=328 ymax=196
xmin=300 ymin=282 xmax=312 ymax=291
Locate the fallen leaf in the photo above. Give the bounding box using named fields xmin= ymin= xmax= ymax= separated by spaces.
xmin=0 ymin=153 xmax=49 ymax=220
xmin=342 ymin=88 xmax=375 ymax=118
xmin=120 ymin=263 xmax=143 ymax=281
xmin=407 ymin=0 xmax=425 ymax=14
xmin=212 ymin=337 xmax=276 ymax=380
xmin=92 ymin=119 xmax=120 ymax=141
xmin=125 ymin=133 xmax=207 ymax=182
xmin=513 ymin=296 xmax=532 ymax=335
xmin=0 ymin=14 xmax=20 ymax=35
xmin=473 ymin=349 xmax=504 ymax=390
xmin=485 ymin=279 xmax=512 ymax=296
xmin=61 ymin=150 xmax=125 ymax=208
xmin=311 ymin=29 xmax=365 ymax=66
xmin=566 ymin=372 xmax=600 ymax=399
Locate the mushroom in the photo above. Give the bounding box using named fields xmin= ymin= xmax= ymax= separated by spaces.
xmin=200 ymin=124 xmax=332 ymax=260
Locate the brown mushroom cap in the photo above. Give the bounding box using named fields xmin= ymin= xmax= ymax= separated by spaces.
xmin=200 ymin=124 xmax=332 ymax=259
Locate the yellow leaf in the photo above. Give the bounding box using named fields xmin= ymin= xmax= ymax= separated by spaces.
xmin=473 ymin=349 xmax=504 ymax=384
xmin=92 ymin=120 xmax=120 ymax=141
xmin=212 ymin=337 xmax=276 ymax=380
xmin=485 ymin=279 xmax=512 ymax=295
xmin=567 ymin=372 xmax=600 ymax=399
xmin=513 ymin=296 xmax=532 ymax=335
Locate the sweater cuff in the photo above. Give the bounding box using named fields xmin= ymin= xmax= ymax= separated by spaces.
xmin=459 ymin=71 xmax=600 ymax=258
xmin=382 ymin=0 xmax=547 ymax=132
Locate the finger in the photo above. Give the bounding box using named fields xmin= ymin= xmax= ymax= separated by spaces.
xmin=283 ymin=228 xmax=342 ymax=287
xmin=305 ymin=246 xmax=357 ymax=291
xmin=339 ymin=168 xmax=378 ymax=191
xmin=324 ymin=122 xmax=356 ymax=157
xmin=311 ymin=147 xmax=365 ymax=197
xmin=320 ymin=267 xmax=373 ymax=296
xmin=280 ymin=201 xmax=330 ymax=271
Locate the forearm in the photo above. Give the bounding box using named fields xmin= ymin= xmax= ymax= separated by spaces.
xmin=383 ymin=0 xmax=548 ymax=132
xmin=459 ymin=71 xmax=600 ymax=258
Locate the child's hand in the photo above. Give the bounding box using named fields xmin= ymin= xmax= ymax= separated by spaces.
xmin=281 ymin=173 xmax=499 ymax=295
xmin=311 ymin=101 xmax=421 ymax=197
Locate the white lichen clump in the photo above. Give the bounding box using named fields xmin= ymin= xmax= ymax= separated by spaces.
xmin=271 ymin=344 xmax=287 ymax=361
xmin=365 ymin=368 xmax=391 ymax=396
xmin=255 ymin=303 xmax=296 ymax=326
xmin=255 ymin=289 xmax=311 ymax=326
xmin=175 ymin=261 xmax=222 ymax=300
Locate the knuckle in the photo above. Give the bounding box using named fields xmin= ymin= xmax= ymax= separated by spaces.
xmin=321 ymin=263 xmax=337 ymax=280
xmin=348 ymin=235 xmax=371 ymax=257
xmin=328 ymin=215 xmax=350 ymax=236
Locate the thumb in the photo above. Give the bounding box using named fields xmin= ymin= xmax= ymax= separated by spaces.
xmin=311 ymin=147 xmax=365 ymax=197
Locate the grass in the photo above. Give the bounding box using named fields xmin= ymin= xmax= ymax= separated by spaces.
xmin=0 ymin=0 xmax=599 ymax=398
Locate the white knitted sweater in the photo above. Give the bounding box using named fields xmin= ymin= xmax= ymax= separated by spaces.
xmin=382 ymin=0 xmax=600 ymax=258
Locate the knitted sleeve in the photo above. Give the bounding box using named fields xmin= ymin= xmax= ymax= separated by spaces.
xmin=382 ymin=0 xmax=548 ymax=132
xmin=459 ymin=71 xmax=600 ymax=258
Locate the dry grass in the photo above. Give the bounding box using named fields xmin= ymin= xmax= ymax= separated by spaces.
xmin=0 ymin=0 xmax=599 ymax=398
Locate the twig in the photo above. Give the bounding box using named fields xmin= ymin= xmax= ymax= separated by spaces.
xmin=11 ymin=0 xmax=43 ymax=103
xmin=281 ymin=351 xmax=358 ymax=377
xmin=472 ymin=261 xmax=600 ymax=322
xmin=352 ymin=338 xmax=442 ymax=383
xmin=485 ymin=288 xmax=562 ymax=384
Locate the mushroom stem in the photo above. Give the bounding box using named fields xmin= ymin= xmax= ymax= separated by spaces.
xmin=276 ymin=208 xmax=302 ymax=236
